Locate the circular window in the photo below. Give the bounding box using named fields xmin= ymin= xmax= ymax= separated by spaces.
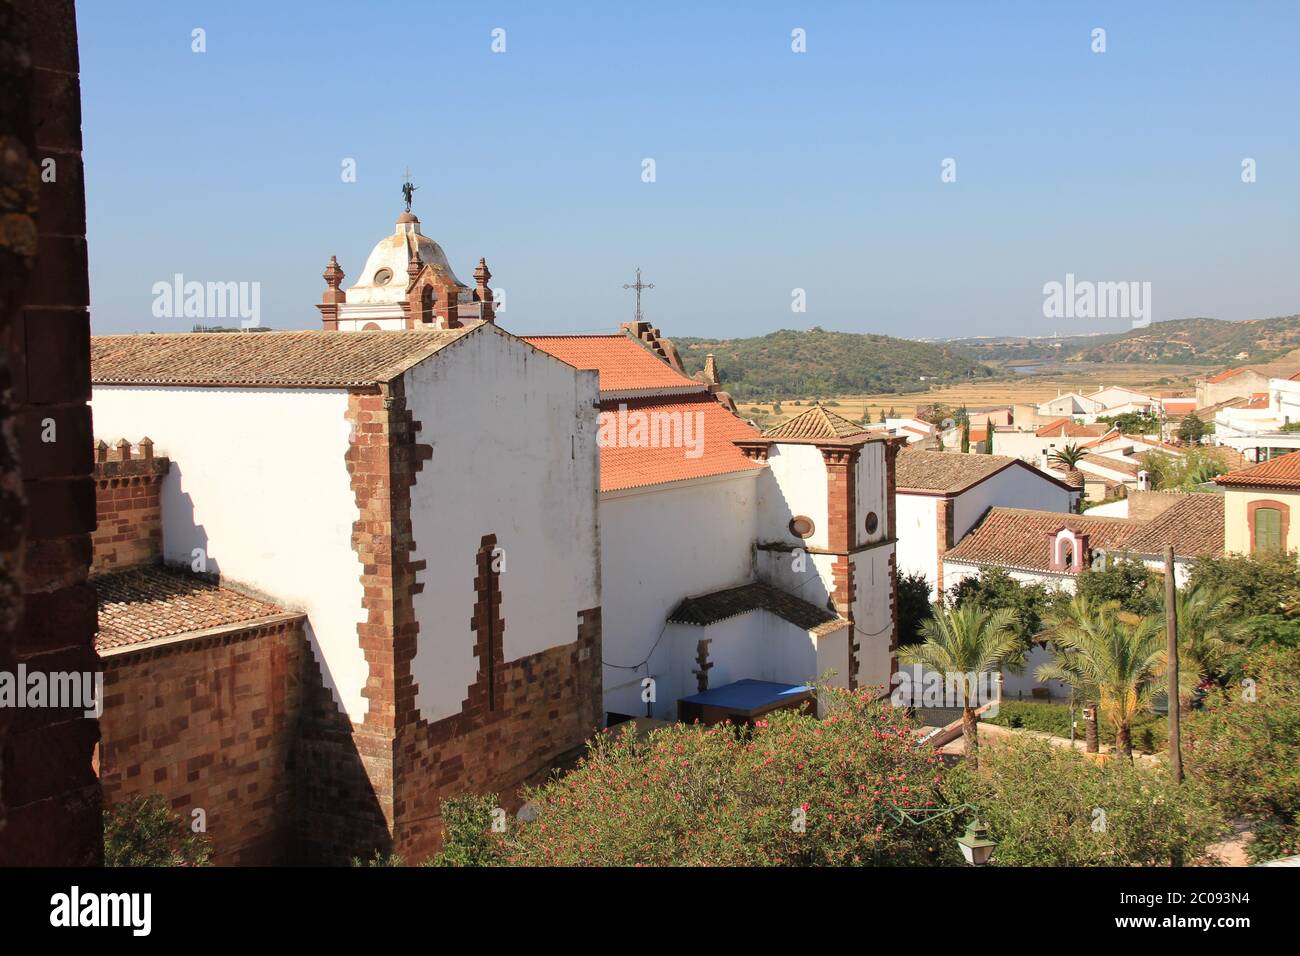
xmin=864 ymin=511 xmax=879 ymax=535
xmin=788 ymin=515 xmax=815 ymax=539
xmin=373 ymin=267 xmax=393 ymax=286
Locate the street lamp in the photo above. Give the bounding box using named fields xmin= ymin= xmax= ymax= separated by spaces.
xmin=891 ymin=803 xmax=997 ymax=866
xmin=955 ymin=818 xmax=997 ymax=866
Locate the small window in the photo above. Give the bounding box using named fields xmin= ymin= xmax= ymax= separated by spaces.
xmin=374 ymin=267 xmax=393 ymax=286
xmin=789 ymin=516 xmax=815 ymax=538
xmin=1254 ymin=507 xmax=1284 ymax=553
xmin=864 ymin=511 xmax=879 ymax=535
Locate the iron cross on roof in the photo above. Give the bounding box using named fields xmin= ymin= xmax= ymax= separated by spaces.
xmin=401 ymin=167 xmax=418 ymax=213
xmin=623 ymin=268 xmax=654 ymax=323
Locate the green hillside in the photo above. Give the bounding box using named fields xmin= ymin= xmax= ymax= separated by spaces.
xmin=673 ymin=329 xmax=991 ymax=402
xmin=949 ymin=315 xmax=1300 ymax=367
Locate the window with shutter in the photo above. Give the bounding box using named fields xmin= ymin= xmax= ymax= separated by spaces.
xmin=1253 ymin=507 xmax=1283 ymax=553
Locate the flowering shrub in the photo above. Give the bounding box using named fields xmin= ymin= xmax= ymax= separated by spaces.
xmin=942 ymin=736 xmax=1223 ymax=866
xmin=439 ymin=687 xmax=961 ymax=866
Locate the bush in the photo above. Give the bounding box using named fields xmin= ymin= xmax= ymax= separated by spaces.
xmin=432 ymin=793 xmax=503 ymax=867
xmin=104 ymin=794 xmax=212 ymax=867
xmin=987 ymin=702 xmax=1166 ymax=753
xmin=1184 ymin=646 xmax=1300 ymax=862
xmin=440 ymin=687 xmax=960 ymax=866
xmin=943 ymin=736 xmax=1223 ymax=866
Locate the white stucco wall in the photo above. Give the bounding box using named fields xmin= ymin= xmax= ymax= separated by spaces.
xmin=660 ymin=613 xmax=848 ymax=720
xmin=895 ymin=493 xmax=939 ymax=596
xmin=91 ymin=385 xmax=370 ymax=718
xmin=600 ymin=472 xmax=759 ymax=719
xmin=952 ymin=466 xmax=1077 ymax=537
xmin=759 ymin=443 xmax=829 ymax=548
xmin=404 ymin=327 xmax=600 ymax=723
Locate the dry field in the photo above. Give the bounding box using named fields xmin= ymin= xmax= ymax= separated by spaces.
xmin=742 ymin=362 xmax=1209 ymax=426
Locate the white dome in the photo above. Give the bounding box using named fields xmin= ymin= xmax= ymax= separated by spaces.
xmin=345 ymin=214 xmax=465 ymax=305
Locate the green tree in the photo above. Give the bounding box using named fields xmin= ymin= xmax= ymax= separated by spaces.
xmin=1076 ymin=557 xmax=1163 ymax=616
xmin=1037 ymin=596 xmax=1166 ymax=758
xmin=960 ymin=419 xmax=970 ymax=454
xmin=896 ymin=571 xmax=935 ymax=647
xmin=1177 ymin=412 xmax=1207 ymax=445
xmin=1098 ymin=411 xmax=1162 ymax=434
xmin=899 ymin=604 xmax=1020 ymax=768
xmin=1162 ymin=581 xmax=1236 ymax=708
xmin=947 ymin=566 xmax=1055 ymax=649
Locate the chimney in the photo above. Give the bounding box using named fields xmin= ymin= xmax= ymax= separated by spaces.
xmin=317 ymin=256 xmax=346 ymax=330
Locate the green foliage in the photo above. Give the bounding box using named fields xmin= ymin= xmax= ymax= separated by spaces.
xmin=1138 ymin=448 xmax=1227 ymax=490
xmin=440 ymin=690 xmax=960 ymax=866
xmin=349 ymin=850 xmax=436 ymax=867
xmin=1046 ymin=442 xmax=1086 ymax=470
xmin=432 ymin=793 xmax=504 ymax=867
xmin=947 ymin=566 xmax=1055 ymax=648
xmin=104 ymin=794 xmax=212 ymax=867
xmin=1075 ymin=558 xmax=1162 ymax=616
xmin=896 ymin=571 xmax=934 ymax=647
xmin=1036 ymin=595 xmax=1167 ymax=756
xmin=942 ymin=737 xmax=1223 ymax=866
xmin=1177 ymin=412 xmax=1207 ymax=444
xmin=987 ymin=701 xmax=1167 ymax=753
xmin=1187 ymin=550 xmax=1300 ymax=618
xmin=1183 ymin=646 xmax=1300 ymax=863
xmin=674 ymin=330 xmax=990 ymax=403
xmin=1098 ymin=411 xmax=1161 ymax=434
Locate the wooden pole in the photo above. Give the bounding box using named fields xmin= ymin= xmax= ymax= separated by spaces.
xmin=1165 ymin=545 xmax=1183 ymax=785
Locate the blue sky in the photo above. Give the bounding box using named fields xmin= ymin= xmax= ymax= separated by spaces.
xmin=78 ymin=1 xmax=1300 ymax=339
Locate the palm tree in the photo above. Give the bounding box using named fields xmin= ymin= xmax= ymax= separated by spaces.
xmin=1037 ymin=596 xmax=1165 ymax=758
xmin=1164 ymin=582 xmax=1235 ymax=710
xmin=899 ymin=605 xmax=1020 ymax=768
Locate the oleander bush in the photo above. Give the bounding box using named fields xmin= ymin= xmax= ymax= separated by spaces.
xmin=437 ymin=687 xmax=963 ymax=867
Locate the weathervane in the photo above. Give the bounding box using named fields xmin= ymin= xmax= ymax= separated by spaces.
xmin=401 ymin=167 xmax=418 ymax=213
xmin=623 ymin=267 xmax=654 ymax=323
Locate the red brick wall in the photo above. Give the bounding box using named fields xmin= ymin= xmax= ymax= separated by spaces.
xmin=98 ymin=618 xmax=305 ymax=865
xmin=91 ymin=448 xmax=168 ymax=573
xmin=0 ymin=0 xmax=102 ymax=866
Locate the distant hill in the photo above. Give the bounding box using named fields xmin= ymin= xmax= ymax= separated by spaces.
xmin=673 ymin=329 xmax=991 ymax=402
xmin=949 ymin=315 xmax=1300 ymax=367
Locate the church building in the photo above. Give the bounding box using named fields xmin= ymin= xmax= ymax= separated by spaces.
xmin=86 ymin=203 xmax=900 ymax=863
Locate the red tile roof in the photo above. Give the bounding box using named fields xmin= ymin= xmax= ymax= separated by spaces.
xmin=764 ymin=404 xmax=869 ymax=441
xmin=1206 ymin=367 xmax=1249 ymax=384
xmin=896 ymin=450 xmax=1073 ymax=494
xmin=94 ymin=565 xmax=300 ymax=651
xmin=945 ymin=493 xmax=1223 ymax=571
xmin=598 ymin=394 xmax=764 ymax=492
xmin=1162 ymin=399 xmax=1199 ymax=415
xmin=92 ymin=328 xmax=477 ymax=388
xmin=1216 ymin=451 xmax=1300 ymax=489
xmin=1036 ymin=418 xmax=1108 ymax=438
xmin=523 ymin=334 xmax=703 ymax=396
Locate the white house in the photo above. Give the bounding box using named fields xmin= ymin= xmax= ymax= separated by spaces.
xmin=1214 ymin=373 xmax=1300 ymax=463
xmin=942 ymin=492 xmax=1224 ymax=698
xmin=893 ymin=450 xmax=1080 ymax=600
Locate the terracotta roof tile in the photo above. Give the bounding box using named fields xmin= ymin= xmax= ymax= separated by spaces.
xmin=523 ymin=334 xmax=703 ymax=396
xmin=668 ymin=583 xmax=847 ymax=636
xmin=94 ymin=565 xmax=297 ymax=651
xmin=1206 ymin=367 xmax=1249 ymax=384
xmin=945 ymin=493 xmax=1223 ymax=571
xmin=763 ymin=404 xmax=868 ymax=440
xmin=896 ymin=450 xmax=1048 ymax=494
xmin=1080 ymin=454 xmax=1141 ymax=477
xmin=599 ymin=394 xmax=763 ymax=492
xmin=1216 ymin=451 xmax=1300 ymax=489
xmin=1036 ymin=418 xmax=1108 ymax=438
xmin=92 ymin=328 xmax=478 ymax=388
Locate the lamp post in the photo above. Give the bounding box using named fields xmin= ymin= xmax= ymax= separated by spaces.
xmin=890 ymin=803 xmax=997 ymax=866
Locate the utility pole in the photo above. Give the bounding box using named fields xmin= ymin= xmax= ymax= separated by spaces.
xmin=1165 ymin=545 xmax=1183 ymax=785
